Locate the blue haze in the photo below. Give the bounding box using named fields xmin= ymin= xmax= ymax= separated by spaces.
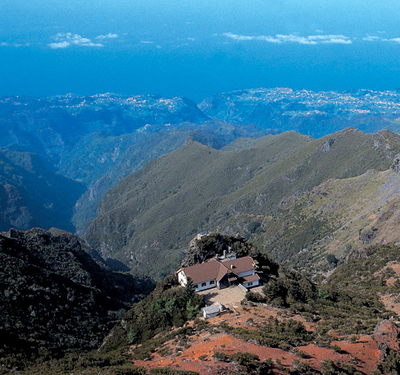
xmin=1 ymin=0 xmax=400 ymax=101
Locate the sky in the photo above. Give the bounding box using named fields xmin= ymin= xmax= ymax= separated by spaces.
xmin=1 ymin=0 xmax=400 ymax=101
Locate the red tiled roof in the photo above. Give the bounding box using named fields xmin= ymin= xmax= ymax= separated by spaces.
xmin=216 ymin=263 xmax=228 ymax=282
xmin=243 ymin=274 xmax=260 ymax=283
xmin=220 ymin=256 xmax=255 ymax=274
xmin=181 ymin=258 xmax=221 ymax=284
xmin=181 ymin=256 xmax=256 ymax=285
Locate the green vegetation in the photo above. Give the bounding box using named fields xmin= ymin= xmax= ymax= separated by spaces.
xmin=312 ymin=244 xmax=400 ymax=338
xmin=0 ymin=350 xmax=148 ymax=375
xmin=245 ymin=243 xmax=400 ymax=344
xmin=195 ymin=232 xmax=258 ymax=259
xmin=85 ymin=128 xmax=400 ymax=279
xmin=0 ymin=349 xmax=201 ymax=375
xmin=291 ymin=359 xmax=313 ymax=374
xmin=320 ymin=359 xmax=362 ymax=375
xmin=376 ymin=348 xmax=400 ymax=374
xmin=220 ymin=317 xmax=313 ymax=350
xmin=102 ymin=274 xmax=203 ymax=353
xmin=213 ymin=351 xmax=273 ymax=374
xmin=262 ymin=269 xmax=317 ymax=307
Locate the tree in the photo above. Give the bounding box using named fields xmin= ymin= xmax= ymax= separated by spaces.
xmin=127 ymin=326 xmax=137 ymax=345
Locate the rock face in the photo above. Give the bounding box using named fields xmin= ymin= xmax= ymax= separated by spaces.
xmin=0 ymin=228 xmax=153 ymax=353
xmin=181 ymin=232 xmax=258 ymax=267
xmin=320 ymin=138 xmax=335 ymax=152
xmin=391 ymin=154 xmax=400 ymax=174
xmin=373 ymin=320 xmax=400 ymax=359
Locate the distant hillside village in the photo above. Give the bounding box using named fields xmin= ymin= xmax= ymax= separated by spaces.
xmin=177 ymin=250 xmax=260 ymax=292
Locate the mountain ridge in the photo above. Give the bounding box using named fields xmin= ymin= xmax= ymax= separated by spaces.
xmin=84 ymin=128 xmax=400 ymax=279
xmin=3 ymin=89 xmax=400 ymax=234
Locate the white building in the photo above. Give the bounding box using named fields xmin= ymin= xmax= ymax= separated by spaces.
xmin=177 ymin=255 xmax=260 ymax=292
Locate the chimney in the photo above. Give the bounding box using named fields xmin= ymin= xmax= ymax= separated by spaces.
xmin=223 ymin=250 xmax=227 ymax=258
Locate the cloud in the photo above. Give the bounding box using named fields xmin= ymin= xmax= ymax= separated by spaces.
xmin=49 ymin=33 xmax=103 ymax=49
xmin=49 ymin=41 xmax=71 ymax=49
xmin=223 ymin=32 xmax=352 ymax=45
xmin=363 ymin=35 xmax=383 ymax=42
xmin=14 ymin=43 xmax=31 ymax=48
xmin=96 ymin=33 xmax=118 ymax=40
xmin=363 ymin=35 xmax=400 ymax=44
xmin=0 ymin=42 xmax=31 ymax=48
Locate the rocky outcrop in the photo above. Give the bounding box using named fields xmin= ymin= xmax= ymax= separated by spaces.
xmin=391 ymin=154 xmax=400 ymax=174
xmin=181 ymin=232 xmax=257 ymax=267
xmin=320 ymin=138 xmax=335 ymax=152
xmin=373 ymin=320 xmax=400 ymax=360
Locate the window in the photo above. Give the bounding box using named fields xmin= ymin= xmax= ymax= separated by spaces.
xmin=248 ymin=282 xmax=253 ymax=286
xmin=210 ymin=280 xmax=215 ymax=285
xmin=201 ymin=283 xmax=206 ymax=287
xmin=193 ymin=285 xmax=198 ymax=289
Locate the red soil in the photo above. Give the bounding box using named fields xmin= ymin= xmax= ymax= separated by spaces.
xmin=133 ymin=305 xmax=383 ymax=374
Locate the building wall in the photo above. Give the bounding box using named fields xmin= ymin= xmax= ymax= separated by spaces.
xmin=193 ymin=279 xmax=216 ymax=292
xmin=237 ymin=269 xmax=255 ymax=278
xmin=243 ymin=279 xmax=260 ymax=288
xmin=177 ymin=270 xmax=188 ymax=286
xmin=178 ymin=270 xmax=216 ymax=291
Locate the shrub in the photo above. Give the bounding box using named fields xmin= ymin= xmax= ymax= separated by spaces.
xmin=330 ymin=344 xmax=342 ymax=353
xmin=246 ymin=291 xmax=265 ymax=303
xmin=292 ymin=358 xmax=311 ymax=374
xmin=213 ymin=351 xmax=230 ymax=362
xmin=327 ymin=254 xmax=338 ymax=265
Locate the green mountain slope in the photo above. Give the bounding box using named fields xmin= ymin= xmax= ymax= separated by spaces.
xmin=256 ymin=166 xmax=400 ymax=273
xmin=0 ymin=150 xmax=85 ymax=232
xmin=67 ymin=120 xmax=267 ymax=234
xmin=84 ymin=128 xmax=400 ymax=279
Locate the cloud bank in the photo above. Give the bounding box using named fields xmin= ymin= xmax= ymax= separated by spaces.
xmin=49 ymin=33 xmax=104 ymax=49
xmin=223 ymin=33 xmax=352 ymax=45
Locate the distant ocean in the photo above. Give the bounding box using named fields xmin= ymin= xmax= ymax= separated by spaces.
xmin=2 ymin=0 xmax=400 ymax=101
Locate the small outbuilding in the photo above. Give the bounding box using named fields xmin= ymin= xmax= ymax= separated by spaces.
xmin=203 ymin=302 xmax=224 ymax=319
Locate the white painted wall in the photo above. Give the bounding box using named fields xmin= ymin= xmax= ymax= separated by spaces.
xmin=237 ymin=269 xmax=255 ymax=278
xmin=177 ymin=270 xmax=188 ymax=286
xmin=193 ymin=279 xmax=216 ymax=292
xmin=178 ymin=271 xmax=217 ymax=291
xmin=243 ymin=279 xmax=260 ymax=288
